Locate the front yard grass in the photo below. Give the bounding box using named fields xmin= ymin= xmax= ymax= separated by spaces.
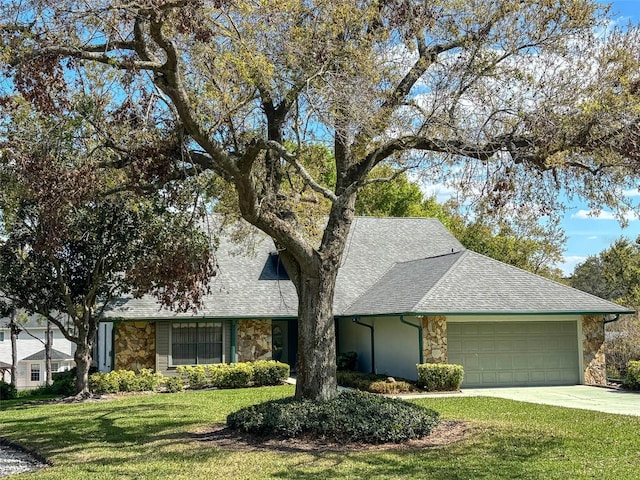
xmin=1 ymin=386 xmax=639 ymax=479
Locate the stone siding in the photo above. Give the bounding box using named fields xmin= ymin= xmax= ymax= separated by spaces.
xmin=237 ymin=319 xmax=272 ymax=362
xmin=114 ymin=322 xmax=156 ymax=372
xmin=421 ymin=315 xmax=447 ymax=363
xmin=582 ymin=315 xmax=606 ymax=386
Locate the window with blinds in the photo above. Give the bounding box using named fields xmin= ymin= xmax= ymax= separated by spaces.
xmin=171 ymin=322 xmax=223 ymax=366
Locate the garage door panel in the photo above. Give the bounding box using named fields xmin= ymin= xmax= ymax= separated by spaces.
xmin=481 ymin=372 xmax=497 ymax=384
xmin=497 ymin=372 xmax=514 ymax=383
xmin=448 ymin=321 xmax=579 ymax=387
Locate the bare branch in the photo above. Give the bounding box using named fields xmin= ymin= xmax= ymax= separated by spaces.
xmin=258 ymin=140 xmax=337 ymax=203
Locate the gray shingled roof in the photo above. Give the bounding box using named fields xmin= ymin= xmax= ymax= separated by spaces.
xmin=345 ymin=250 xmax=632 ymax=316
xmin=21 ymin=348 xmax=74 ymax=361
xmin=104 ymin=216 xmax=464 ymax=319
xmin=103 ymin=216 xmax=630 ymax=319
xmin=0 ymin=310 xmax=70 ymax=330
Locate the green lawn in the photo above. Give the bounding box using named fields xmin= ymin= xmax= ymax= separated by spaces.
xmin=1 ymin=386 xmax=639 ymax=479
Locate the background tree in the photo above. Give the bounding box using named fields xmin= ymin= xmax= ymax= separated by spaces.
xmin=571 ymin=237 xmax=640 ymax=309
xmin=0 ymin=99 xmax=216 ymax=396
xmin=2 ymin=1 xmax=640 ymax=400
xmin=356 ymin=166 xmax=565 ymax=278
xmin=570 ymin=237 xmax=640 ymax=377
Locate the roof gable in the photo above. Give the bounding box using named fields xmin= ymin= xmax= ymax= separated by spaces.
xmin=21 ymin=348 xmax=74 ymax=361
xmin=414 ymin=250 xmax=632 ymax=315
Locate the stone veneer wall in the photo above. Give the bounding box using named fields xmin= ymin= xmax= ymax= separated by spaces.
xmin=114 ymin=322 xmax=156 ymax=372
xmin=421 ymin=315 xmax=447 ymax=363
xmin=237 ymin=319 xmax=272 ymax=362
xmin=582 ymin=315 xmax=606 ymax=386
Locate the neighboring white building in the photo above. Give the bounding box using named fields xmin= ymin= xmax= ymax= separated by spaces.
xmin=0 ymin=314 xmax=75 ymax=389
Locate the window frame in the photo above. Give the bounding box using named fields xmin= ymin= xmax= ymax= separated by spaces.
xmin=30 ymin=364 xmax=41 ymax=382
xmin=169 ymin=321 xmax=224 ymax=367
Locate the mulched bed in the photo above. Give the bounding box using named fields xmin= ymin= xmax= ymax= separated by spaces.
xmin=190 ymin=420 xmax=469 ymax=453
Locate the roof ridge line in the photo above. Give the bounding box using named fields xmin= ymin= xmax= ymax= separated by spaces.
xmin=410 ymin=250 xmax=470 ymax=312
xmin=338 ymin=259 xmax=402 ymax=316
xmin=393 ymin=249 xmax=466 ymax=266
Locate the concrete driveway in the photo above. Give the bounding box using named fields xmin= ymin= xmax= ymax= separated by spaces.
xmin=411 ymin=385 xmax=640 ymax=416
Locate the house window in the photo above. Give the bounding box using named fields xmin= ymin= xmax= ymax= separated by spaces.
xmin=30 ymin=364 xmax=41 ymax=382
xmin=51 ymin=362 xmax=60 ymax=373
xmin=0 ymin=331 xmax=4 ymax=341
xmin=171 ymin=322 xmax=222 ymax=366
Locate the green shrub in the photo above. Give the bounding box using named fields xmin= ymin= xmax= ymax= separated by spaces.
xmin=49 ymin=368 xmax=78 ymax=396
xmin=116 ymin=370 xmax=141 ymax=392
xmin=250 ymin=360 xmax=290 ymax=386
xmin=624 ymin=360 xmax=640 ymax=390
xmin=89 ymin=372 xmax=120 ymax=394
xmin=336 ymin=370 xmax=417 ymax=394
xmin=135 ymin=369 xmax=163 ymax=391
xmin=89 ymin=369 xmax=164 ymax=394
xmin=25 ymin=368 xmax=79 ymax=397
xmin=337 ymin=351 xmax=358 ymax=371
xmin=163 ymin=376 xmax=185 ymax=393
xmin=0 ymin=381 xmax=17 ymax=400
xmin=227 ymin=390 xmax=440 ymax=444
xmin=178 ymin=362 xmax=289 ymax=390
xmin=218 ymin=363 xmax=253 ymax=388
xmin=416 ymin=363 xmax=464 ymax=391
xmin=176 ymin=365 xmax=207 ymax=389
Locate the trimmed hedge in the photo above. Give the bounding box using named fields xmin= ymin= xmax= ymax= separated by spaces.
xmin=176 ymin=360 xmax=290 ymax=390
xmin=163 ymin=376 xmax=185 ymax=393
xmin=89 ymin=369 xmax=163 ymax=394
xmin=336 ymin=371 xmax=417 ymax=394
xmin=417 ymin=363 xmax=464 ymax=391
xmin=624 ymin=360 xmax=640 ymax=390
xmin=227 ymin=390 xmax=440 ymax=444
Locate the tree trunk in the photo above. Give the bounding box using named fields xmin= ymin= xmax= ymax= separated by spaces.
xmin=74 ymin=342 xmax=92 ymax=396
xmin=45 ymin=321 xmax=53 ymax=386
xmin=294 ymin=264 xmax=339 ymax=401
xmin=9 ymin=310 xmax=19 ymax=388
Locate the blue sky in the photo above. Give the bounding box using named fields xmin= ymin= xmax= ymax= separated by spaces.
xmin=558 ymin=1 xmax=640 ymax=275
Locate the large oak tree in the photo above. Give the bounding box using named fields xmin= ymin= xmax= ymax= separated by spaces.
xmin=2 ymin=1 xmax=640 ymax=400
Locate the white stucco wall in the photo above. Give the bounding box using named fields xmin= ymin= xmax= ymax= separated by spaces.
xmin=373 ymin=316 xmax=421 ymax=381
xmin=338 ymin=318 xmax=374 ymax=374
xmin=338 ymin=316 xmax=423 ymax=381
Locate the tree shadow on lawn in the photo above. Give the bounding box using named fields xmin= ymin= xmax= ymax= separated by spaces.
xmin=0 ymin=401 xmax=204 ymax=460
xmin=265 ymin=430 xmax=565 ymax=480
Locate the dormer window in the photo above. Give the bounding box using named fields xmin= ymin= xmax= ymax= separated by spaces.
xmin=259 ymin=252 xmax=290 ymax=280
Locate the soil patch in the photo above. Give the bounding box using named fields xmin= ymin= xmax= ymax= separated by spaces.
xmin=191 ymin=420 xmax=469 ymax=453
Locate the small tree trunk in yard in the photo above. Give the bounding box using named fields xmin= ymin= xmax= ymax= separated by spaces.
xmin=74 ymin=342 xmax=92 ymax=397
xmin=9 ymin=310 xmax=20 ymax=388
xmin=294 ymin=266 xmax=339 ymax=401
xmin=45 ymin=320 xmax=53 ymax=385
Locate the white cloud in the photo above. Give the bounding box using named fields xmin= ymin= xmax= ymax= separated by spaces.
xmin=421 ymin=183 xmax=458 ymax=203
xmin=570 ymin=209 xmax=639 ymax=221
xmin=557 ymin=255 xmax=588 ymax=277
xmin=587 ymin=236 xmax=598 ymax=240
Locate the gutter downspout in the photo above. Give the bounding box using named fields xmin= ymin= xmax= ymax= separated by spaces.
xmin=603 ymin=314 xmax=621 ymax=325
xmin=400 ymin=316 xmax=424 ymax=365
xmin=230 ymin=319 xmax=237 ymax=363
xmin=352 ymin=318 xmax=375 ymax=374
xmin=111 ymin=320 xmax=118 ymax=371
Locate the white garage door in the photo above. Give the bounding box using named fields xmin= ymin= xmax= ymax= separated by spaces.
xmin=448 ymin=321 xmax=580 ymax=387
